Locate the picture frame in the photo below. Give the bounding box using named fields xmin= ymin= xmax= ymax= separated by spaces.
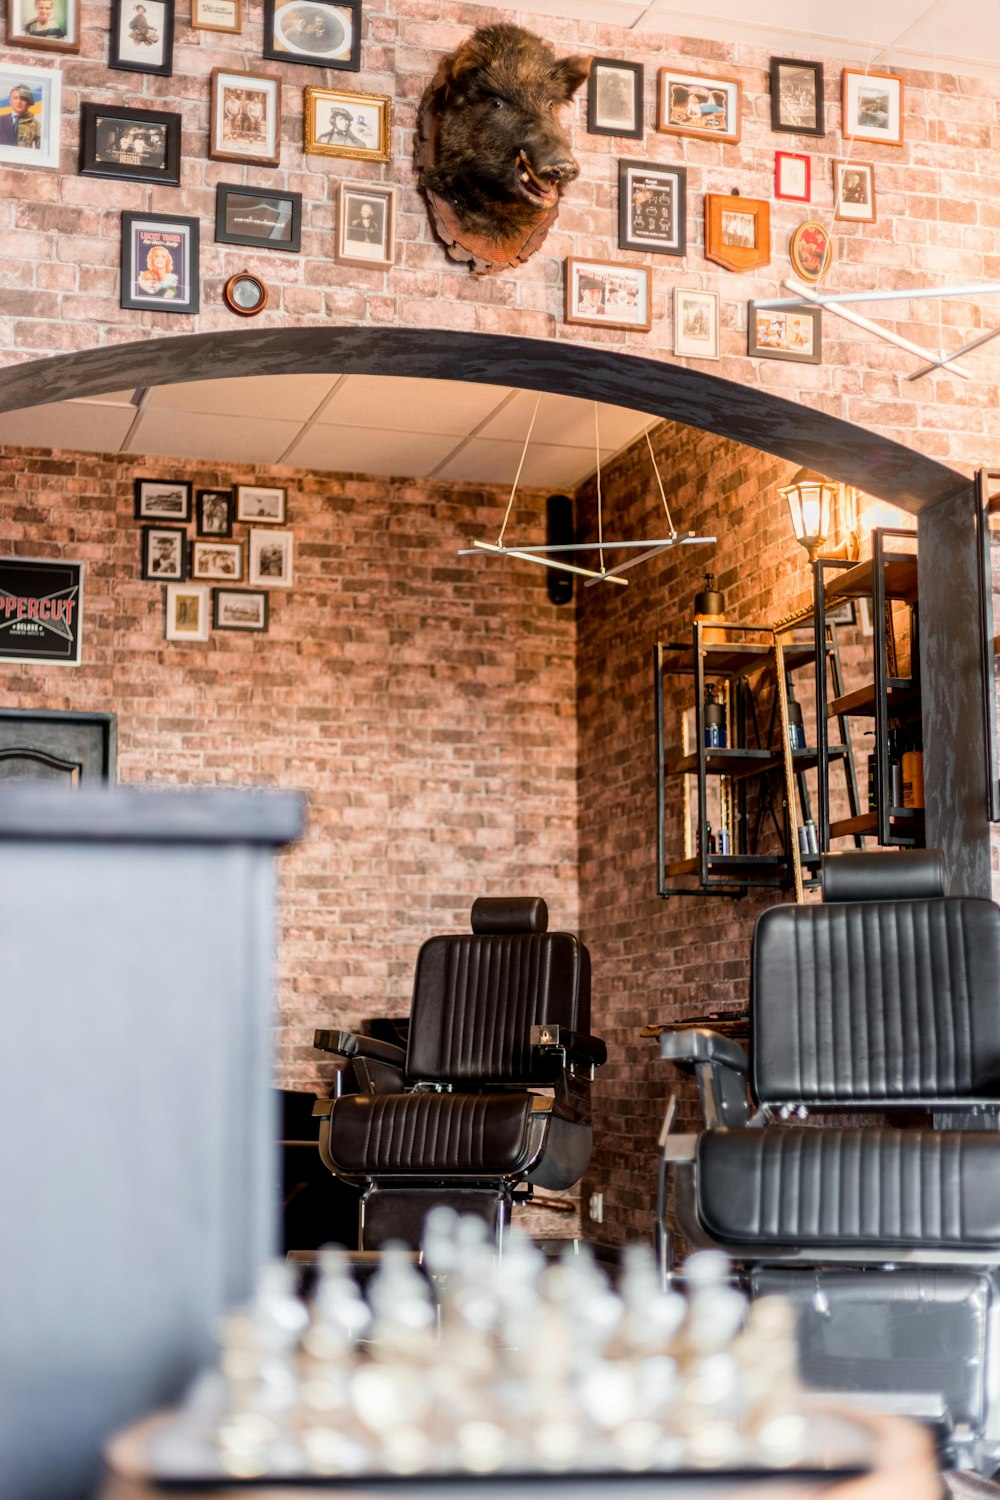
xmin=141 ymin=525 xmax=186 ymax=582
xmin=248 ymin=528 xmax=293 ymax=588
xmin=748 ymin=302 xmax=822 ymax=364
xmin=656 ymin=67 xmax=740 ymax=144
xmin=774 ymin=150 xmax=810 ymax=203
xmin=165 ymin=582 xmax=209 ymax=642
xmin=586 ymin=57 xmax=643 ymax=138
xmin=109 ymin=0 xmax=174 ymax=76
xmin=770 ymin=58 xmax=825 ymax=137
xmin=304 ymin=85 xmax=391 ymax=162
xmin=0 ymin=556 xmax=82 ymax=665
xmin=564 ymin=257 xmax=652 ymax=332
xmin=673 ymin=287 xmax=719 ymax=361
xmin=191 ymin=0 xmax=240 ymax=32
xmin=236 ymin=484 xmax=286 ymax=523
xmin=833 ymin=158 xmax=876 ymax=221
xmin=133 ymin=477 xmax=192 ymax=521
xmin=120 ymin=212 xmax=199 ymax=314
xmin=215 ymin=183 xmax=302 ymax=253
xmin=704 ymin=193 xmax=770 ymax=274
xmin=335 ymin=181 xmax=396 ymax=269
xmin=826 ymin=599 xmax=857 ymax=628
xmin=213 ymin=588 xmax=270 ymax=632
xmin=6 ymin=0 xmax=79 ymax=53
xmin=842 ymin=69 xmax=903 ymax=148
xmin=789 ymin=219 xmax=833 ymax=283
xmin=79 ymin=102 xmax=181 ymax=186
xmin=210 ymin=67 xmax=282 ymax=167
xmin=0 ymin=62 xmax=62 ymax=169
xmin=191 ymin=539 xmax=243 ymax=582
xmin=264 ymin=0 xmax=360 ymax=70
xmin=618 ymin=159 xmax=686 ymax=257
xmin=196 ymin=488 xmax=233 ymax=537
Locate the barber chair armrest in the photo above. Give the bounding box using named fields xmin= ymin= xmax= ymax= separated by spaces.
xmin=660 ymin=1028 xmax=750 ymax=1129
xmin=529 ymin=1023 xmax=607 ymax=1070
xmin=313 ymin=1029 xmax=406 ymax=1066
xmin=659 ymin=1026 xmax=747 ymax=1073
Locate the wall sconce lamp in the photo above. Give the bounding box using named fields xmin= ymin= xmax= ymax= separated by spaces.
xmin=780 ymin=468 xmax=860 ymax=562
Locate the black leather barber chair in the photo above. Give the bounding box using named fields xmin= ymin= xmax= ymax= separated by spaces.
xmin=660 ymin=850 xmax=1000 ymax=1475
xmin=313 ymin=897 xmax=606 ymax=1251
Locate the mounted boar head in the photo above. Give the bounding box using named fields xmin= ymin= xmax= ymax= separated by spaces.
xmin=415 ymin=24 xmax=591 ymax=276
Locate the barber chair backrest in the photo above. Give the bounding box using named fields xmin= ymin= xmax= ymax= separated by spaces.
xmin=752 ymin=851 xmax=1000 ymax=1109
xmin=405 ymin=896 xmax=591 ymax=1087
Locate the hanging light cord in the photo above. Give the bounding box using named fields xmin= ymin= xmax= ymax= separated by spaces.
xmin=644 ymin=423 xmax=676 ymax=538
xmin=594 ymin=403 xmax=605 ymax=576
xmin=496 ymin=393 xmax=542 ymax=548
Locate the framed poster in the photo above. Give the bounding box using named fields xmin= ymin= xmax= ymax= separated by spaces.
xmin=587 ymin=57 xmax=643 ymax=138
xmin=335 ymin=181 xmax=396 ymax=268
xmin=79 ymin=102 xmax=181 ymax=185
xmin=6 ymin=0 xmax=80 ymax=53
xmin=109 ymin=0 xmax=174 ymax=76
xmin=564 ymin=257 xmax=652 ymax=332
xmin=748 ymin=302 xmax=822 ymax=363
xmin=770 ymin=57 xmax=824 ymax=136
xmin=215 ymin=183 xmax=302 ymax=252
xmin=656 ymin=67 xmax=740 ymax=144
xmin=618 ymin=159 xmax=686 ymax=257
xmin=0 ymin=555 xmax=82 ymax=665
xmin=120 ymin=212 xmax=199 ymax=314
xmin=264 ymin=0 xmax=360 ymax=70
xmin=0 ymin=62 xmax=62 ymax=169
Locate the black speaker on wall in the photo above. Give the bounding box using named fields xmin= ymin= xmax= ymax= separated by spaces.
xmin=546 ymin=494 xmax=574 ymax=606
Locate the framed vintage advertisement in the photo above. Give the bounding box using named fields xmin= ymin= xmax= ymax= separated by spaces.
xmin=770 ymin=57 xmax=824 ymax=136
xmin=842 ymin=68 xmax=903 ymax=147
xmin=213 ymin=588 xmax=269 ymax=632
xmin=618 ymin=159 xmax=686 ymax=257
xmin=656 ymin=67 xmax=740 ymax=144
xmin=120 ymin=212 xmax=199 ymax=314
xmin=236 ymin=485 xmax=286 ymax=523
xmin=109 ymin=0 xmax=174 ymax=76
xmin=335 ymin=181 xmax=396 ymax=269
xmin=304 ymin=85 xmax=391 ymax=162
xmin=79 ymin=102 xmax=181 ymax=186
xmin=210 ymin=67 xmax=282 ymax=166
xmin=248 ymin=528 xmax=293 ymax=587
xmin=164 ymin=582 xmax=208 ymax=642
xmin=673 ymin=287 xmax=719 ymax=360
xmin=0 ymin=62 xmax=62 ymax=168
xmin=196 ymin=488 xmax=233 ymax=537
xmin=748 ymin=302 xmax=822 ymax=364
xmin=564 ymin=257 xmax=652 ymax=332
xmin=789 ymin=219 xmax=833 ymax=282
xmin=6 ymin=0 xmax=79 ymax=53
xmin=0 ymin=556 xmax=82 ymax=665
xmin=191 ymin=540 xmax=242 ymax=582
xmin=141 ymin=525 xmax=186 ymax=581
xmin=134 ymin=477 xmax=192 ymax=521
xmin=264 ymin=0 xmax=360 ymax=70
xmin=705 ymin=194 xmax=770 ymax=274
xmin=774 ymin=151 xmax=810 ymax=203
xmin=215 ymin=183 xmax=302 ymax=252
xmin=191 ymin=0 xmax=240 ymax=31
xmin=834 ymin=159 xmax=876 ymax=221
xmin=586 ymin=57 xmax=643 ymax=138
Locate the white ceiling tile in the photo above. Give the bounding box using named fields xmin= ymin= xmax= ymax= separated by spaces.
xmin=282 ymin=425 xmax=462 ymax=477
xmin=510 ymin=0 xmax=647 ymax=22
xmin=477 ymin=391 xmax=653 ymax=453
xmin=637 ymin=0 xmax=921 ymax=41
xmin=146 ymin=375 xmax=338 ymax=421
xmin=315 ymin=376 xmax=512 ymax=436
xmin=124 ymin=410 xmax=301 ymax=465
xmin=0 ymin=401 xmax=134 ymax=451
xmin=433 ymin=438 xmax=601 ymax=489
xmin=893 ymin=0 xmax=1000 ymax=59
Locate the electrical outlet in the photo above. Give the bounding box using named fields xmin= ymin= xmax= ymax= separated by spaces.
xmin=588 ymin=1191 xmax=604 ymax=1224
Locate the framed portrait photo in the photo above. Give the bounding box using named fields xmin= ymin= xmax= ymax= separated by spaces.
xmin=770 ymin=58 xmax=824 ymax=137
xmin=213 ymin=588 xmax=269 ymax=632
xmin=109 ymin=0 xmax=174 ymax=76
xmin=210 ymin=67 xmax=282 ymax=167
xmin=134 ymin=478 xmax=192 ymax=521
xmin=564 ymin=257 xmax=652 ymax=332
xmin=336 ymin=181 xmax=396 ymax=269
xmin=673 ymin=287 xmax=719 ymax=361
xmin=833 ymin=159 xmax=876 ymax=222
xmin=215 ymin=183 xmax=302 ymax=253
xmin=191 ymin=0 xmax=240 ymax=31
xmin=657 ymin=67 xmax=740 ymax=144
xmin=249 ymin=528 xmax=293 ymax=588
xmin=705 ymin=193 xmax=770 ymax=274
xmin=6 ymin=0 xmax=79 ymax=52
xmin=121 ymin=212 xmax=199 ymax=314
xmin=236 ymin=484 xmax=286 ymax=523
xmin=79 ymin=103 xmax=180 ymax=186
xmin=842 ymin=69 xmax=903 ymax=147
xmin=165 ymin=582 xmax=209 ymax=643
xmin=748 ymin=302 xmax=822 ymax=364
xmin=789 ymin=219 xmax=833 ymax=283
xmin=141 ymin=525 xmax=186 ymax=582
xmin=618 ymin=159 xmax=686 ymax=257
xmin=775 ymin=150 xmax=810 ymax=203
xmin=304 ymin=85 xmax=390 ymax=162
xmin=196 ymin=488 xmax=233 ymax=537
xmin=0 ymin=62 xmax=61 ymax=168
xmin=587 ymin=57 xmax=643 ymax=138
xmin=191 ymin=539 xmax=242 ymax=582
xmin=264 ymin=0 xmax=360 ymax=70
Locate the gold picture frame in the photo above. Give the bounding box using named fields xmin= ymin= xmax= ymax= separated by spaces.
xmin=303 ymin=85 xmax=391 ymax=162
xmin=192 ymin=0 xmax=241 ymax=32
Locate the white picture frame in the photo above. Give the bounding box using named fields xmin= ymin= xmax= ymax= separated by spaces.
xmin=236 ymin=484 xmax=286 ymax=523
xmin=165 ymin=582 xmax=209 ymax=642
xmin=0 ymin=62 xmax=62 ymax=169
xmin=673 ymin=287 xmax=719 ymax=361
xmin=248 ymin=528 xmax=293 ymax=588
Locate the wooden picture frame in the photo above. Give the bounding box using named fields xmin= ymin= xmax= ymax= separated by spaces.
xmin=586 ymin=57 xmax=643 ymax=138
xmin=215 ymin=183 xmax=302 ymax=253
xmin=748 ymin=302 xmax=822 ymax=363
xmin=564 ymin=257 xmax=652 ymax=332
xmin=248 ymin=528 xmax=293 ymax=587
xmin=264 ymin=0 xmax=360 ymax=70
xmin=6 ymin=0 xmax=79 ymax=53
xmin=656 ymin=67 xmax=740 ymax=144
xmin=121 ymin=212 xmax=199 ymax=314
xmin=833 ymin=159 xmax=876 ymax=221
xmin=304 ymin=84 xmax=390 ymax=162
xmin=618 ymin=159 xmax=686 ymax=257
xmin=335 ymin=181 xmax=396 ymax=269
xmin=196 ymin=489 xmax=233 ymax=537
xmin=704 ymin=193 xmax=770 ymax=273
xmin=191 ymin=539 xmax=243 ymax=582
xmin=774 ymin=150 xmax=810 ymax=203
xmin=842 ymin=68 xmax=903 ymax=148
xmin=222 ymin=271 xmax=268 ymax=317
xmin=165 ymin=582 xmax=208 ymax=642
xmin=133 ymin=477 xmax=192 ymax=521
xmin=212 ymin=588 xmax=269 ymax=632
xmin=0 ymin=62 xmax=62 ymax=168
xmin=789 ymin=219 xmax=833 ymax=282
xmin=79 ymin=102 xmax=181 ymax=186
xmin=674 ymin=287 xmax=719 ymax=361
xmin=770 ymin=57 xmax=825 ymax=137
xmin=141 ymin=525 xmax=186 ymax=581
xmin=191 ymin=0 xmax=240 ymax=32
xmin=236 ymin=485 xmax=286 ymax=523
xmin=209 ymin=67 xmax=282 ymax=167
xmin=109 ymin=0 xmax=174 ymax=76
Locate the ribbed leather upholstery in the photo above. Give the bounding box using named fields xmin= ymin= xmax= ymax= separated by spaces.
xmin=752 ymin=898 xmax=1000 ymax=1105
xmin=326 ymin=1092 xmax=538 ymax=1175
xmin=698 ymin=1128 xmax=1000 ymax=1248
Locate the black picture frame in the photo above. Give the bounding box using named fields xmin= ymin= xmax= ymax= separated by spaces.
xmin=215 ymin=183 xmax=302 ymax=253
xmin=747 ymin=302 xmax=823 ymax=364
xmin=212 ymin=587 xmax=270 ymax=632
xmin=618 ymin=158 xmax=686 ymax=256
xmin=263 ymin=0 xmax=361 ymax=70
xmin=109 ymin=0 xmax=174 ymax=75
xmin=133 ymin=478 xmax=192 ymax=521
xmin=196 ymin=488 xmax=234 ymax=537
xmin=121 ymin=211 xmax=199 ymax=315
xmin=587 ymin=57 xmax=643 ymax=138
xmin=770 ymin=57 xmax=825 ymax=137
xmin=141 ymin=525 xmax=187 ymax=581
xmin=79 ymin=102 xmax=181 ymax=185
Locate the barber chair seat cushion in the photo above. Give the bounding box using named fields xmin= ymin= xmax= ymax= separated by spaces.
xmin=326 ymin=1091 xmax=544 ymax=1176
xmin=698 ymin=1128 xmax=1000 ymax=1249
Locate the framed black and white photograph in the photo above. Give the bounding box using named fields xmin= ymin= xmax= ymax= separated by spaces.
xmin=0 ymin=62 xmax=62 ymax=169
xmin=79 ymin=102 xmax=180 ymax=185
xmin=110 ymin=0 xmax=173 ymax=76
xmin=121 ymin=212 xmax=199 ymax=314
xmin=249 ymin=528 xmax=293 ymax=587
xmin=586 ymin=57 xmax=642 ymax=138
xmin=564 ymin=257 xmax=652 ymax=332
xmin=191 ymin=539 xmax=242 ymax=582
xmin=191 ymin=0 xmax=240 ymax=31
xmin=0 ymin=555 xmax=82 ymax=665
xmin=826 ymin=599 xmax=857 ymax=628
xmin=165 ymin=582 xmax=208 ymax=642
xmin=213 ymin=588 xmax=269 ymax=632
xmin=618 ymin=159 xmax=685 ymax=256
xmin=673 ymin=287 xmax=719 ymax=360
xmin=770 ymin=57 xmax=824 ymax=136
xmin=264 ymin=0 xmax=360 ymax=70
xmin=833 ymin=159 xmax=876 ymax=221
xmin=304 ymin=85 xmax=390 ymax=162
xmin=196 ymin=488 xmax=233 ymax=537
xmin=842 ymin=68 xmax=903 ymax=148
xmin=141 ymin=525 xmax=186 ymax=581
xmin=335 ymin=181 xmax=396 ymax=269
xmin=6 ymin=0 xmax=79 ymax=53
xmin=236 ymin=485 xmax=286 ymax=523
xmin=215 ymin=183 xmax=302 ymax=252
xmin=210 ymin=67 xmax=282 ymax=167
xmin=748 ymin=302 xmax=823 ymax=364
xmin=134 ymin=477 xmax=192 ymax=521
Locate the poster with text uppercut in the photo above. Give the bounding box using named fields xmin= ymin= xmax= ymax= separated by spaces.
xmin=0 ymin=557 xmax=83 ymax=664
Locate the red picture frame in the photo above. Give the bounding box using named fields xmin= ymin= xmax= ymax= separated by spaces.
xmin=774 ymin=151 xmax=810 ymax=203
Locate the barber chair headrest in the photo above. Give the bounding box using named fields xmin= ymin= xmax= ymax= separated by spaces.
xmin=821 ymin=848 xmax=947 ymax=904
xmin=470 ymin=896 xmax=548 ymax=934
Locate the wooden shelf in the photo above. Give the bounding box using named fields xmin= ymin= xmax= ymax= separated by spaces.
xmin=665 ymin=854 xmax=787 ymax=877
xmin=658 ymin=639 xmax=814 ymax=677
xmin=824 ymin=554 xmax=919 ymax=606
xmin=829 ymin=808 xmax=925 ymax=839
xmin=666 ymin=744 xmax=848 ymax=777
xmin=828 ymin=679 xmax=919 ymax=718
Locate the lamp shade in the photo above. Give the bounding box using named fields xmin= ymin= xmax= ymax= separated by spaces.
xmin=779 ymin=468 xmax=838 ymax=558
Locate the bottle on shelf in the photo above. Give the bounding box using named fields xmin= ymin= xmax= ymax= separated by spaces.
xmin=787 ymin=699 xmax=806 ymax=751
xmin=888 ymin=726 xmax=904 ymax=809
xmin=902 ymin=728 xmax=925 ymax=809
xmin=704 ymin=684 xmax=727 ymax=748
